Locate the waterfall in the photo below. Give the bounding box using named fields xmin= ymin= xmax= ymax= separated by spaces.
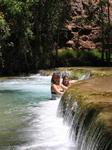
xmin=58 ymin=95 xmax=112 ymax=150
xmin=78 ymin=72 xmax=91 ymax=81
xmin=0 ymin=74 xmax=78 ymax=150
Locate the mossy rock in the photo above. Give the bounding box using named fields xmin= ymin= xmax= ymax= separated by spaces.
xmin=63 ymin=76 xmax=112 ymax=133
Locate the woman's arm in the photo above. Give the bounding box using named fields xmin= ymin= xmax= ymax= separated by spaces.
xmin=51 ymin=84 xmax=63 ymax=94
xmin=61 ymin=84 xmax=68 ymax=90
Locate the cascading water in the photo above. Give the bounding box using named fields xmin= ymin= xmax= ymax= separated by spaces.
xmin=59 ymin=73 xmax=112 ymax=150
xmin=0 ymin=74 xmax=77 ymax=150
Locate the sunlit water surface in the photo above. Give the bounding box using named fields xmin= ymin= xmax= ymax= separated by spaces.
xmin=0 ymin=74 xmax=76 ymax=150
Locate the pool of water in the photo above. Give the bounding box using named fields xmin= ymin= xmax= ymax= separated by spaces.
xmin=0 ymin=74 xmax=76 ymax=150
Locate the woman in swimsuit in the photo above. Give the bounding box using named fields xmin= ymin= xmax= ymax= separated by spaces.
xmin=51 ymin=72 xmax=64 ymax=100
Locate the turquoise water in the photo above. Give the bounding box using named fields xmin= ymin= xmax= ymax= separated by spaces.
xmin=0 ymin=75 xmax=76 ymax=150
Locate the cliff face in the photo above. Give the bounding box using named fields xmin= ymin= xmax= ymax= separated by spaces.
xmin=64 ymin=0 xmax=112 ymax=50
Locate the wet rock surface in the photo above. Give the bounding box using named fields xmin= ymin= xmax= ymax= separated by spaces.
xmin=64 ymin=76 xmax=112 ymax=133
xmin=61 ymin=73 xmax=112 ymax=150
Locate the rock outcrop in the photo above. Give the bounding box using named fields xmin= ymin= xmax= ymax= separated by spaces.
xmin=60 ymin=72 xmax=112 ymax=150
xmin=64 ymin=0 xmax=112 ymax=50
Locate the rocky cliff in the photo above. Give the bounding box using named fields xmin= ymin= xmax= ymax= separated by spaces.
xmin=64 ymin=0 xmax=112 ymax=50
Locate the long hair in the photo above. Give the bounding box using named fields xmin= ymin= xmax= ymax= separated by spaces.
xmin=51 ymin=72 xmax=61 ymax=84
xmin=62 ymin=75 xmax=69 ymax=87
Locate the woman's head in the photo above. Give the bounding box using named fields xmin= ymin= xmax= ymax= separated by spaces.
xmin=62 ymin=75 xmax=69 ymax=87
xmin=51 ymin=72 xmax=61 ymax=85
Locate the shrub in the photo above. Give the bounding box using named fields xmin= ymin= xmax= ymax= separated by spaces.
xmin=58 ymin=47 xmax=76 ymax=58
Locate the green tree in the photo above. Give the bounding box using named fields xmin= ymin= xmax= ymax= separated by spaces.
xmin=0 ymin=0 xmax=36 ymax=74
xmin=33 ymin=0 xmax=71 ymax=68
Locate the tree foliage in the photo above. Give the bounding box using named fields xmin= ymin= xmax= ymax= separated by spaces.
xmin=0 ymin=0 xmax=111 ymax=75
xmin=0 ymin=0 xmax=71 ymax=75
